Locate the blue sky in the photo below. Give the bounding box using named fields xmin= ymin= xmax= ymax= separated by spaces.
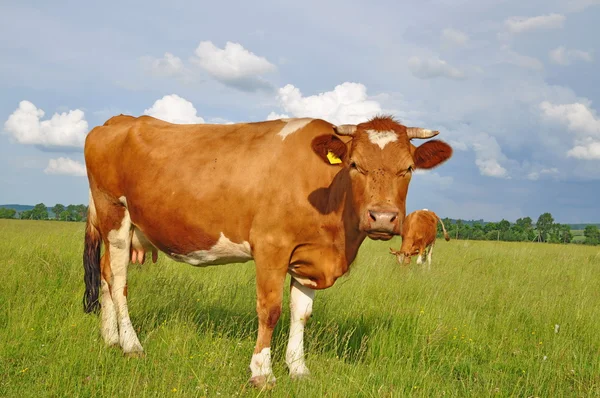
xmin=1 ymin=0 xmax=599 ymax=223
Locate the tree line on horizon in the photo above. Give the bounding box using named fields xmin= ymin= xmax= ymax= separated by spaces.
xmin=439 ymin=212 xmax=600 ymax=246
xmin=0 ymin=203 xmax=88 ymax=222
xmin=1 ymin=205 xmax=599 ymax=246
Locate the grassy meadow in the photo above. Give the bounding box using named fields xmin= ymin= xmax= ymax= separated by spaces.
xmin=1 ymin=219 xmax=600 ymax=397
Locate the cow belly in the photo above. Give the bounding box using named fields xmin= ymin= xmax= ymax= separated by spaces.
xmin=167 ymin=232 xmax=253 ymax=266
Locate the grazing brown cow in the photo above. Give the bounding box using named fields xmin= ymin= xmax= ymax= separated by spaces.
xmin=83 ymin=115 xmax=452 ymax=387
xmin=389 ymin=209 xmax=450 ymax=268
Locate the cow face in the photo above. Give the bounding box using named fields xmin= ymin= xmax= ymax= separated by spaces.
xmin=312 ymin=116 xmax=452 ymax=241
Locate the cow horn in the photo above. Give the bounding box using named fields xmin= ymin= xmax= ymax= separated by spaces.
xmin=334 ymin=124 xmax=357 ymax=136
xmin=407 ymin=127 xmax=439 ymax=139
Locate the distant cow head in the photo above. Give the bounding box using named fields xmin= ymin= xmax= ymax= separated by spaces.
xmin=312 ymin=116 xmax=452 ymax=241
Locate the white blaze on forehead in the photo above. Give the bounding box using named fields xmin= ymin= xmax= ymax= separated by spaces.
xmin=366 ymin=129 xmax=398 ymax=149
xmin=170 ymin=232 xmax=252 ymax=266
xmin=277 ymin=118 xmax=313 ymax=140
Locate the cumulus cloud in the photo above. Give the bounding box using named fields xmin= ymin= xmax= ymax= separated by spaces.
xmin=407 ymin=56 xmax=466 ymax=80
xmin=44 ymin=157 xmax=87 ymax=176
xmin=441 ymin=28 xmax=469 ymax=49
xmin=501 ymin=45 xmax=544 ymax=70
xmin=273 ymin=82 xmax=382 ymax=125
xmin=266 ymin=111 xmax=289 ymax=120
xmin=192 ymin=41 xmax=276 ymax=92
xmin=144 ymin=94 xmax=205 ymax=124
xmin=527 ymin=167 xmax=559 ymax=181
xmin=3 ymin=101 xmax=88 ymax=149
xmin=540 ymin=101 xmax=600 ymax=134
xmin=540 ymin=101 xmax=600 ymax=160
xmin=142 ymin=52 xmax=185 ymax=77
xmin=471 ymin=133 xmax=510 ymax=178
xmin=549 ymin=46 xmax=593 ymax=65
xmin=505 ymin=13 xmax=565 ymax=34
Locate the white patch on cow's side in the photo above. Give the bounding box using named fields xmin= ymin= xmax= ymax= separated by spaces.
xmin=250 ymin=347 xmax=275 ymax=383
xmin=422 ymin=208 xmax=429 ymax=211
xmin=107 ymin=209 xmax=144 ymax=355
xmin=286 ymin=279 xmax=314 ymax=378
xmin=169 ymin=232 xmax=253 ymax=266
xmin=366 ymin=129 xmax=398 ymax=149
xmin=277 ymin=118 xmax=313 ymax=140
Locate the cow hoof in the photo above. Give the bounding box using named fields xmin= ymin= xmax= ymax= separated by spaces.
xmin=249 ymin=374 xmax=276 ymax=389
xmin=290 ymin=369 xmax=310 ymax=381
xmin=123 ymin=350 xmax=145 ymax=358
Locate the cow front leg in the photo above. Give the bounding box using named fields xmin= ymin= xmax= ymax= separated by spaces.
xmin=286 ymin=278 xmax=314 ymax=379
xmin=249 ymin=264 xmax=287 ymax=389
xmin=427 ymin=244 xmax=434 ymax=269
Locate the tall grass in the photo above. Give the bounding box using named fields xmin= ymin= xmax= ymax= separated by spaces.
xmin=1 ymin=219 xmax=599 ymax=397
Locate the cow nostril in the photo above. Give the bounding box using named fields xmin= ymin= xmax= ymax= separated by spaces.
xmin=368 ymin=211 xmax=377 ymax=222
xmin=390 ymin=214 xmax=397 ymax=223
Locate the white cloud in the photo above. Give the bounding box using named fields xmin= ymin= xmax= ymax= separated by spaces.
xmin=567 ymin=140 xmax=600 ymax=159
xmin=44 ymin=157 xmax=87 ymax=176
xmin=527 ymin=167 xmax=559 ymax=180
xmin=505 ymin=13 xmax=565 ymax=34
xmin=441 ymin=28 xmax=469 ymax=49
xmin=414 ymin=170 xmax=454 ymax=189
xmin=192 ymin=41 xmax=276 ymax=92
xmin=471 ymin=133 xmax=509 ymax=178
xmin=540 ymin=101 xmax=600 ymax=160
xmin=266 ymin=111 xmax=289 ymax=120
xmin=501 ymin=46 xmax=544 ymax=70
xmin=273 ymin=82 xmax=382 ymax=125
xmin=144 ymin=94 xmax=205 ymax=124
xmin=549 ymin=46 xmax=593 ymax=65
xmin=3 ymin=101 xmax=88 ymax=149
xmin=407 ymin=56 xmax=466 ymax=80
xmin=540 ymin=101 xmax=600 ymax=135
xmin=564 ymin=0 xmax=600 ymax=12
xmin=142 ymin=52 xmax=185 ymax=77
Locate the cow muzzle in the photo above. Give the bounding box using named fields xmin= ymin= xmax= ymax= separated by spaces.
xmin=365 ymin=209 xmax=400 ymax=240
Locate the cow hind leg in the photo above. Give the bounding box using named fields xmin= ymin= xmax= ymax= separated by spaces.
xmin=100 ymin=250 xmax=119 ymax=346
xmin=286 ymin=278 xmax=314 ymax=379
xmin=107 ymin=208 xmax=144 ymax=356
xmin=427 ymin=244 xmax=434 ymax=269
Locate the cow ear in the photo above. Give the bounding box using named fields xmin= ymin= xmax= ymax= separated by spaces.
xmin=311 ymin=135 xmax=347 ymax=166
xmin=413 ymin=140 xmax=453 ymax=169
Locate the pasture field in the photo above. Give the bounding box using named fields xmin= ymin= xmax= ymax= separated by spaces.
xmin=1 ymin=219 xmax=600 ymax=397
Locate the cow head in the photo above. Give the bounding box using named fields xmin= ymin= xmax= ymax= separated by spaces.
xmin=312 ymin=116 xmax=452 ymax=241
xmin=389 ymin=247 xmax=417 ymax=265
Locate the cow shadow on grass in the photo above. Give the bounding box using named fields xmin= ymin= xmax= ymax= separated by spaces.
xmin=128 ymin=285 xmax=394 ymax=365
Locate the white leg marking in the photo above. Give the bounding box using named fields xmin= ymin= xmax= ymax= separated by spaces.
xmin=107 ymin=208 xmax=143 ymax=355
xmin=427 ymin=244 xmax=434 ymax=268
xmin=416 ymin=253 xmax=423 ymax=265
xmin=100 ymin=279 xmax=119 ymax=346
xmin=277 ymin=118 xmax=313 ymax=140
xmin=250 ymin=347 xmax=275 ymax=384
xmin=286 ymin=279 xmax=314 ymax=379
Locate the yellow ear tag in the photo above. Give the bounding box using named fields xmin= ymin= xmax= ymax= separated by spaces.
xmin=326 ymin=151 xmax=342 ymax=164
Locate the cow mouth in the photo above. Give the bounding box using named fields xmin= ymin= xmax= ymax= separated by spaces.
xmin=366 ymin=230 xmax=395 ymax=240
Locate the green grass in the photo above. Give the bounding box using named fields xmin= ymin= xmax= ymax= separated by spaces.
xmin=1 ymin=219 xmax=600 ymax=397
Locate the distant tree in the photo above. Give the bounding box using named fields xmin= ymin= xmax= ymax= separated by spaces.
xmin=0 ymin=208 xmax=17 ymax=219
xmin=498 ymin=219 xmax=511 ymax=232
xmin=584 ymin=225 xmax=600 ymax=245
xmin=559 ymin=224 xmax=573 ymax=244
xmin=536 ymin=213 xmax=554 ymax=242
xmin=30 ymin=203 xmax=49 ymax=220
xmin=20 ymin=210 xmax=33 ymax=219
xmin=52 ymin=204 xmax=65 ymax=219
xmin=484 ymin=222 xmax=498 ymax=234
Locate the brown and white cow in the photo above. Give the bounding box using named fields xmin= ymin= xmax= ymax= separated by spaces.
xmin=82 ymin=115 xmax=452 ymax=387
xmin=389 ymin=209 xmax=450 ymax=268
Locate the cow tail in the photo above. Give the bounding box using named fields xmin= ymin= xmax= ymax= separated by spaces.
xmin=83 ymin=192 xmax=101 ymax=314
xmin=438 ymin=217 xmax=450 ymax=241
